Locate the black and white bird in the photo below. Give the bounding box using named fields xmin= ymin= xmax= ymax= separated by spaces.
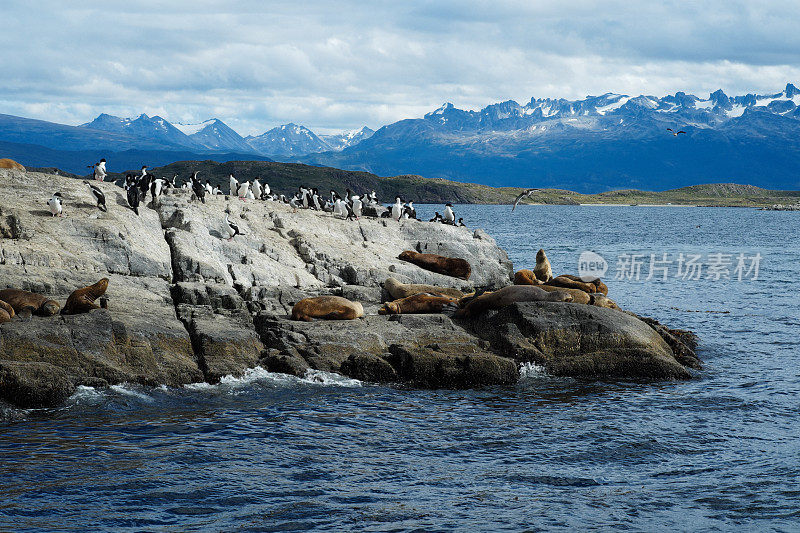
xmin=403 ymin=201 xmax=416 ymax=220
xmin=429 ymin=212 xmax=442 ymax=222
xmin=84 ymin=181 xmax=107 ymax=212
xmin=204 ymin=180 xmax=214 ymax=196
xmin=666 ymin=128 xmax=686 ymax=136
xmin=190 ymin=171 xmax=206 ymax=203
xmin=224 ymin=214 xmax=243 ymax=240
xmin=237 ymin=180 xmax=250 ymax=200
xmin=252 ymin=179 xmax=262 ymax=200
xmin=229 ymin=174 xmax=239 ymax=196
xmin=458 ymin=217 xmax=467 ymax=227
xmin=47 ymin=192 xmax=63 ymax=217
xmin=126 ymin=184 xmax=140 ymax=215
xmin=391 ymin=197 xmax=403 ymax=221
xmin=93 ymin=159 xmax=107 ymax=181
xmin=443 ymin=203 xmax=455 ymax=225
xmin=150 ymin=177 xmax=167 ymax=200
xmin=512 ymin=188 xmax=542 ymax=212
xmin=351 ymin=195 xmax=363 ymax=219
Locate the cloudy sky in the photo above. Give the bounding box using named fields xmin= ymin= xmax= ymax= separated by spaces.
xmin=1 ymin=1 xmax=799 ymax=135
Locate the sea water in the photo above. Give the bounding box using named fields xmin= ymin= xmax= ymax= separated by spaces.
xmin=1 ymin=205 xmax=798 ymax=531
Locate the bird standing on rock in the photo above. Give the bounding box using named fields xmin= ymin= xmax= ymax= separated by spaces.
xmin=443 ymin=203 xmax=455 ymax=225
xmin=47 ymin=193 xmax=63 ymax=217
xmin=126 ymin=184 xmax=140 ymax=215
xmin=224 ymin=214 xmax=244 ymax=240
xmin=93 ymin=159 xmax=107 ymax=181
xmin=190 ymin=171 xmax=206 ymax=203
xmin=84 ymin=181 xmax=107 ymax=212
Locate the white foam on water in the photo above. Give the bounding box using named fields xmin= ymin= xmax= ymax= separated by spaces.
xmin=69 ymin=385 xmax=102 ymax=401
xmin=519 ymin=362 xmax=548 ymax=379
xmin=184 ymin=366 xmax=362 ymax=392
xmin=109 ymin=384 xmax=154 ymax=402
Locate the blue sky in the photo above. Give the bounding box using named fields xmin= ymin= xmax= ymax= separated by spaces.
xmin=1 ymin=0 xmax=798 ymax=135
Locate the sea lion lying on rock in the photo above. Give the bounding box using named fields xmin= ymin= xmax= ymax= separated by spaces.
xmin=546 ymin=275 xmax=600 ymax=294
xmin=384 ymin=277 xmax=464 ymax=299
xmin=534 ymin=249 xmax=553 ymax=282
xmin=379 ymin=293 xmax=459 ymax=315
xmin=514 ymin=269 xmax=542 ymax=286
xmin=590 ymin=293 xmax=619 ymax=309
xmin=62 ymin=278 xmax=108 ymax=315
xmin=558 ymin=274 xmax=609 ymax=296
xmin=291 ymin=296 xmax=364 ymax=322
xmin=454 ymin=285 xmax=572 ymax=319
xmin=0 ymin=289 xmax=60 ymax=317
xmin=0 ymin=300 xmax=15 ymax=323
xmin=398 ymin=250 xmax=471 ymax=280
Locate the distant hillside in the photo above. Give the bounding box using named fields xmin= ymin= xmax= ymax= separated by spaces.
xmin=104 ymin=160 xmax=800 ymax=207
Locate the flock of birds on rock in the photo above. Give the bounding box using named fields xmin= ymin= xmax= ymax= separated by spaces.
xmin=46 ymin=162 xmax=468 ymax=239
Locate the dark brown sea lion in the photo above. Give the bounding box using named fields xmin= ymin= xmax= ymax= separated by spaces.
xmin=533 ymin=249 xmax=553 ymax=282
xmin=291 ymin=296 xmax=364 ymax=322
xmin=61 ymin=278 xmax=108 ymax=315
xmin=558 ymin=274 xmax=609 ymax=295
xmin=513 ymin=269 xmax=543 ymax=286
xmin=545 ymin=275 xmax=598 ymax=294
xmin=590 ymin=293 xmax=619 ymax=309
xmin=454 ymin=285 xmax=572 ymax=319
xmin=379 ymin=293 xmax=458 ymax=315
xmin=0 ymin=300 xmax=14 ymax=323
xmin=398 ymin=250 xmax=471 ymax=280
xmin=383 ymin=277 xmax=464 ymax=299
xmin=0 ymin=289 xmax=60 ymax=317
xmin=0 ymin=158 xmax=25 ymax=171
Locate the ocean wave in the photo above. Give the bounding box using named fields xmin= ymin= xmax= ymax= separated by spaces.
xmin=185 ymin=366 xmax=362 ymax=392
xmin=519 ymin=362 xmax=548 ymax=379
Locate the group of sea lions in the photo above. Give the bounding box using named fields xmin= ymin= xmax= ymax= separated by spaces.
xmin=0 ymin=278 xmax=110 ymax=324
xmin=289 ymin=248 xmax=618 ymax=323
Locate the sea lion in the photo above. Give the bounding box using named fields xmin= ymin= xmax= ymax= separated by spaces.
xmin=0 ymin=158 xmax=25 ymax=171
xmin=291 ymin=296 xmax=364 ymax=322
xmin=398 ymin=250 xmax=471 ymax=280
xmin=558 ymin=274 xmax=608 ymax=295
xmin=61 ymin=278 xmax=108 ymax=315
xmin=545 ymin=275 xmax=598 ymax=294
xmin=0 ymin=289 xmax=60 ymax=317
xmin=590 ymin=293 xmax=619 ymax=310
xmin=383 ymin=277 xmax=464 ymax=300
xmin=0 ymin=300 xmax=14 ymax=323
xmin=536 ymin=284 xmax=592 ymax=305
xmin=513 ymin=269 xmax=543 ymax=286
xmin=454 ymin=285 xmax=572 ymax=319
xmin=533 ymin=249 xmax=553 ymax=282
xmin=379 ymin=293 xmax=458 ymax=315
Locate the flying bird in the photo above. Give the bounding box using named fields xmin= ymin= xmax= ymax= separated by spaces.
xmin=83 ymin=181 xmax=107 ymax=212
xmin=512 ymin=188 xmax=542 ymax=211
xmin=666 ymin=128 xmax=686 ymax=136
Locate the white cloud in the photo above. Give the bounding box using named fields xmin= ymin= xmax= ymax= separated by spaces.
xmin=0 ymin=0 xmax=798 ymax=135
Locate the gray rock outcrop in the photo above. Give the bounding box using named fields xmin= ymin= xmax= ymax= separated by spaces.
xmin=0 ymin=169 xmax=700 ymax=408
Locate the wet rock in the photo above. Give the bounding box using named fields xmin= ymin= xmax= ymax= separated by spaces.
xmin=470 ymin=302 xmax=693 ymax=380
xmin=0 ymin=360 xmax=74 ymax=408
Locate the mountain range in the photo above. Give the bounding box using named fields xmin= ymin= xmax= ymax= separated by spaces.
xmin=0 ymin=83 xmax=798 ymax=190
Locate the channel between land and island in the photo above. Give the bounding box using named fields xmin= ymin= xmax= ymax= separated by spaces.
xmin=0 ymin=168 xmax=701 ymax=409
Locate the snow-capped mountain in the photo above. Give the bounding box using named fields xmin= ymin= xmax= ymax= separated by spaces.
xmin=245 ymin=123 xmax=331 ymax=158
xmin=174 ymin=118 xmax=253 ymax=153
xmin=80 ymin=113 xmax=205 ymax=150
xmin=300 ymin=83 xmax=800 ymax=191
xmin=319 ymin=126 xmax=375 ymax=151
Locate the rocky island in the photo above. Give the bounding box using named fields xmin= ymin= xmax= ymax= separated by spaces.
xmin=0 ymin=168 xmax=699 ymax=409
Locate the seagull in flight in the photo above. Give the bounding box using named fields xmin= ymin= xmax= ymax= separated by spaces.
xmin=512 ymin=188 xmax=542 ymax=211
xmin=666 ymin=128 xmax=686 ymax=136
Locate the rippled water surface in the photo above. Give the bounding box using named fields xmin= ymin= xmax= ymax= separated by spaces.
xmin=2 ymin=205 xmax=799 ymax=531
